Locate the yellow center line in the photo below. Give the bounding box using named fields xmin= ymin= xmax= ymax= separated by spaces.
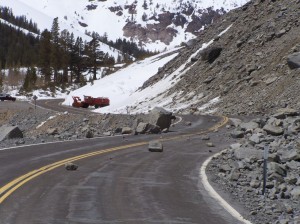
xmin=0 ymin=116 xmax=228 ymax=204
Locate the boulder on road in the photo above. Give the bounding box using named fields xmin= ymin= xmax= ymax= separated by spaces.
xmin=148 ymin=140 xmax=163 ymax=152
xmin=148 ymin=107 xmax=173 ymax=130
xmin=0 ymin=125 xmax=23 ymax=141
xmin=65 ymin=162 xmax=78 ymax=171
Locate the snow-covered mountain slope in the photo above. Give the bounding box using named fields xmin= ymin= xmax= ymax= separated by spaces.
xmin=1 ymin=0 xmax=249 ymax=51
xmin=62 ymin=23 xmax=232 ymax=114
xmin=62 ymin=47 xmax=181 ymax=113
xmin=0 ymin=0 xmax=123 ymax=62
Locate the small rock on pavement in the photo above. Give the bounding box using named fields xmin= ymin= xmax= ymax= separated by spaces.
xmin=206 ymin=142 xmax=215 ymax=147
xmin=148 ymin=140 xmax=163 ymax=152
xmin=185 ymin=121 xmax=192 ymax=126
xmin=65 ymin=162 xmax=78 ymax=171
xmin=201 ymin=135 xmax=210 ymax=140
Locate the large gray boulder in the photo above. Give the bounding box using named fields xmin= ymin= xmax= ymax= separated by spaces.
xmin=287 ymin=52 xmax=300 ymax=69
xmin=0 ymin=125 xmax=23 ymax=141
xmin=233 ymin=147 xmax=263 ymax=160
xmin=280 ymin=142 xmax=300 ymax=162
xmin=136 ymin=122 xmax=149 ymax=134
xmin=200 ymin=46 xmax=223 ymax=63
xmin=148 ymin=107 xmax=173 ymax=130
xmin=268 ymin=162 xmax=287 ymax=177
xmin=240 ymin=121 xmax=259 ymax=131
xmin=290 ymin=186 xmax=300 ymax=199
xmin=263 ymin=124 xmax=284 ymax=136
xmin=273 ymin=108 xmax=299 ymax=119
xmin=229 ymin=118 xmax=242 ymax=127
xmin=146 ymin=124 xmax=161 ymax=134
xmin=121 ymin=127 xmax=132 ymax=135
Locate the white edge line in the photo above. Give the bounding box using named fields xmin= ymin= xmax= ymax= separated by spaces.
xmin=0 ymin=134 xmax=124 ymax=151
xmin=200 ymin=149 xmax=253 ymax=224
xmin=173 ymin=116 xmax=183 ymax=125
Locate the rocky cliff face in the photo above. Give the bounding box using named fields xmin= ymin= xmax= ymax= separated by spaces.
xmin=142 ymin=0 xmax=300 ymax=115
xmin=122 ymin=6 xmax=225 ymax=45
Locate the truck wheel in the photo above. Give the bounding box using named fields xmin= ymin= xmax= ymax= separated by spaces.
xmin=94 ymin=105 xmax=99 ymax=108
xmin=82 ymin=103 xmax=89 ymax=108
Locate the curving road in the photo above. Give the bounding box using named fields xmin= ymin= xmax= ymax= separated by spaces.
xmin=0 ymin=100 xmax=245 ymax=224
xmin=34 ymin=98 xmax=97 ymax=115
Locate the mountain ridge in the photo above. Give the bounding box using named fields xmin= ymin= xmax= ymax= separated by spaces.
xmin=1 ymin=0 xmax=249 ymax=51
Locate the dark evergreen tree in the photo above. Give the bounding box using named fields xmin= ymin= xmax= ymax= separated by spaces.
xmin=39 ymin=29 xmax=52 ymax=84
xmin=142 ymin=12 xmax=148 ymax=21
xmin=60 ymin=29 xmax=71 ymax=84
xmin=85 ymin=32 xmax=104 ymax=80
xmin=0 ymin=68 xmax=3 ymax=88
xmin=73 ymin=37 xmax=84 ymax=83
xmin=22 ymin=67 xmax=37 ymax=92
xmin=50 ymin=17 xmax=61 ymax=84
xmin=142 ymin=0 xmax=148 ymax=10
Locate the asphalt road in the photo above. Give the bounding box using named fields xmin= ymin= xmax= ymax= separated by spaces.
xmin=0 ymin=100 xmax=243 ymax=224
xmin=35 ymin=99 xmax=98 ymax=114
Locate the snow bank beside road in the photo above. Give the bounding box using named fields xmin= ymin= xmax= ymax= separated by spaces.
xmin=62 ymin=49 xmax=179 ymax=113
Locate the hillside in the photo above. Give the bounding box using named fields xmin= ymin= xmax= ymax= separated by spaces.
xmin=64 ymin=0 xmax=300 ymax=116
xmin=139 ymin=0 xmax=300 ymax=115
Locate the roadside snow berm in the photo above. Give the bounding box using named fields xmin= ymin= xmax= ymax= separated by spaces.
xmin=72 ymin=95 xmax=110 ymax=108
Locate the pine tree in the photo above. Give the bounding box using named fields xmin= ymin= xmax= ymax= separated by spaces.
xmin=85 ymin=32 xmax=104 ymax=80
xmin=50 ymin=17 xmax=61 ymax=84
xmin=68 ymin=32 xmax=75 ymax=83
xmin=60 ymin=29 xmax=71 ymax=84
xmin=39 ymin=29 xmax=52 ymax=85
xmin=0 ymin=70 xmax=3 ymax=88
xmin=73 ymin=37 xmax=84 ymax=83
xmin=22 ymin=66 xmax=37 ymax=92
xmin=142 ymin=0 xmax=148 ymax=10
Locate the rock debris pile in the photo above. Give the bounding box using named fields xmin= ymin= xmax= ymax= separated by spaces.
xmin=207 ymin=108 xmax=300 ymax=224
xmin=0 ymin=107 xmax=173 ymax=148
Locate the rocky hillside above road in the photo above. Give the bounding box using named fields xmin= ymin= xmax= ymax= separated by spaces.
xmin=143 ymin=0 xmax=300 ymax=116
